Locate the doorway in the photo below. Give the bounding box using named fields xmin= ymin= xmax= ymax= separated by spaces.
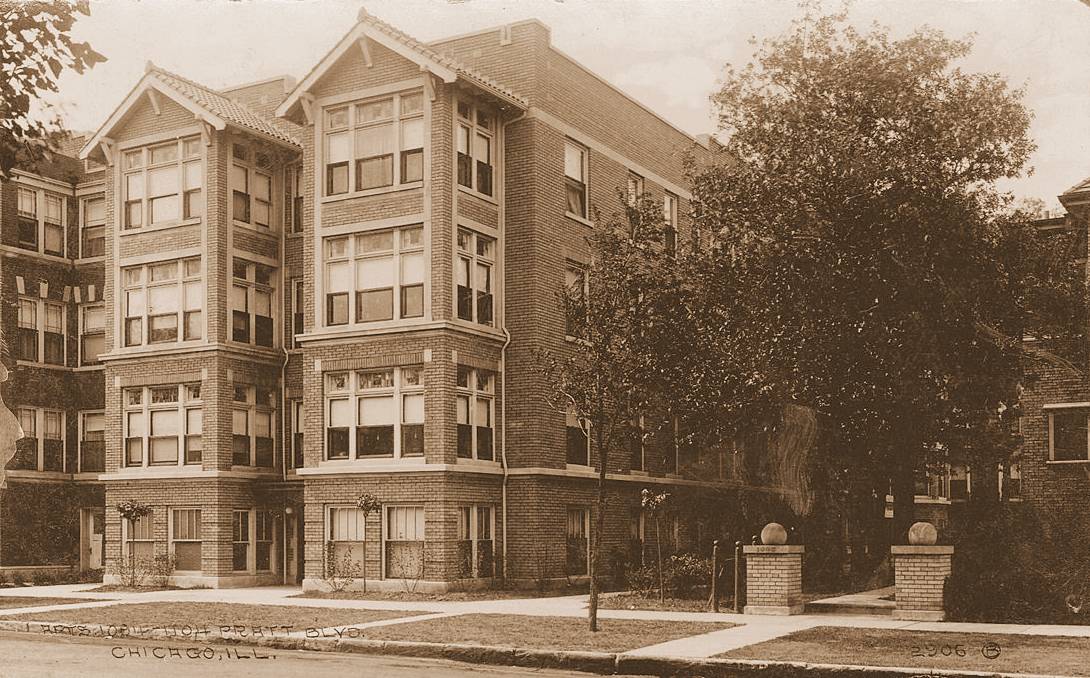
xmin=80 ymin=508 xmax=105 ymax=571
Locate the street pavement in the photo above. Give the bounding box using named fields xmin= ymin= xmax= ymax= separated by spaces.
xmin=0 ymin=631 xmax=607 ymax=678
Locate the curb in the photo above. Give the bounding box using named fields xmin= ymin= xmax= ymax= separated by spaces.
xmin=0 ymin=619 xmax=1071 ymax=678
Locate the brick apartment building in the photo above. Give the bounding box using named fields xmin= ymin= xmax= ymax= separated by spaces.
xmin=0 ymin=11 xmax=1081 ymax=587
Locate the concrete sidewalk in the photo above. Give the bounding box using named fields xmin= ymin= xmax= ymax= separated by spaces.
xmin=2 ymin=583 xmax=1089 ymax=659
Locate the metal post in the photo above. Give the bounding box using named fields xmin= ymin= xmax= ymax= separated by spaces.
xmin=733 ymin=540 xmax=743 ymax=613
xmin=711 ymin=540 xmax=720 ymax=612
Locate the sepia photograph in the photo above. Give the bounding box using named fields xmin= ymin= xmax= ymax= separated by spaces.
xmin=0 ymin=0 xmax=1088 ymax=675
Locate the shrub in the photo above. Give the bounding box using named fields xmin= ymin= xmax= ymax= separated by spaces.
xmin=945 ymin=503 xmax=1090 ymax=624
xmin=625 ymin=563 xmax=659 ymax=596
xmin=668 ymin=553 xmax=712 ymax=598
xmin=151 ymin=554 xmax=176 ymax=587
xmin=11 ymin=572 xmax=24 ymax=586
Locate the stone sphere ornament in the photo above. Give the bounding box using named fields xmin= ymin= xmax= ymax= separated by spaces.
xmin=760 ymin=522 xmax=788 ymax=545
xmin=907 ymin=521 xmax=938 ymax=546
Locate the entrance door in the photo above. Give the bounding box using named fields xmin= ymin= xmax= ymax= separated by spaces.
xmin=284 ymin=512 xmax=303 ymax=584
xmin=82 ymin=508 xmax=105 ymax=570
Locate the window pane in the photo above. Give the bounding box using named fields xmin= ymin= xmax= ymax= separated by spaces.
xmin=328 ymin=131 xmax=350 ymax=163
xmin=401 ymin=252 xmax=424 ymax=284
xmin=357 ymin=256 xmax=394 ymax=289
xmin=357 ymin=98 xmax=393 ymax=122
xmin=1054 ymin=412 xmax=1089 ymax=461
xmin=150 ymin=261 xmax=178 ymax=281
xmin=184 ymin=161 xmax=201 ymax=190
xmin=357 ymin=230 xmax=393 ymax=253
xmin=357 ymin=156 xmax=393 ymax=190
xmin=327 ymin=107 xmax=348 ymax=129
xmin=329 ymin=398 xmax=351 ymax=427
xmin=148 ymin=285 xmax=180 ymax=313
xmin=83 ymin=306 xmax=105 ymax=331
xmin=126 ymin=173 xmax=145 ymax=199
xmin=564 ymin=144 xmax=584 ymax=180
xmin=359 ymin=396 xmax=395 ymax=425
xmin=401 ymin=118 xmax=423 ymax=150
xmin=327 ymin=261 xmax=351 ymax=292
xmin=148 ymin=166 xmax=180 ymax=197
xmin=401 ymin=92 xmax=423 ymax=115
xmin=403 ymin=394 xmax=424 ymax=424
xmin=254 ymin=173 xmax=271 ymax=201
xmin=357 ymin=289 xmax=393 ymax=322
xmin=85 ymin=197 xmax=106 ymax=223
xmin=149 ymin=143 xmax=178 ymax=164
xmin=150 ymin=436 xmax=178 ymax=464
xmin=151 ymin=410 xmax=178 ymax=437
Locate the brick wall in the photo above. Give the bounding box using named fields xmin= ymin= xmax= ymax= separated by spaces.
xmin=892 ymin=546 xmax=953 ymax=619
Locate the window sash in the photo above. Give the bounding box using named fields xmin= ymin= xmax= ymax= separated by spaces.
xmin=325 ymin=91 xmax=425 ymax=196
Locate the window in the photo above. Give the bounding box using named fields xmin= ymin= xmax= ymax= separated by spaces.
xmin=80 ymin=304 xmax=105 ymax=365
xmin=323 ymin=225 xmax=423 ymax=326
xmin=171 ymin=509 xmax=202 ymax=571
xmin=325 ymin=366 xmax=424 ymax=460
xmin=42 ymin=410 xmax=63 ymax=471
xmin=17 ymin=187 xmax=38 ymax=249
xmin=629 ymin=416 xmax=646 ymax=472
xmin=290 ymin=279 xmax=304 ymax=348
xmin=12 ymin=408 xmax=37 ymax=470
xmin=456 ymin=100 xmax=494 ymax=196
xmin=80 ymin=411 xmax=105 ymax=473
xmin=328 ymin=507 xmax=366 ymax=574
xmin=255 ymin=511 xmax=275 ymax=571
xmin=324 ymin=90 xmax=424 ymax=197
xmin=456 ymin=505 xmax=495 ymax=578
xmin=232 ymin=259 xmax=275 ymax=347
xmin=565 ymin=508 xmax=590 ymax=576
xmin=663 ymin=192 xmax=678 ymax=257
xmin=566 ymin=408 xmax=589 ymax=466
xmin=124 ymin=512 xmax=154 ymax=562
xmin=285 ymin=165 xmax=303 ymax=233
xmin=43 ymin=194 xmax=65 ymax=256
xmin=456 ymin=229 xmax=495 ymax=326
xmin=122 ymin=257 xmax=202 ymax=346
xmin=43 ymin=302 xmax=64 ymax=365
xmin=630 ymin=511 xmax=647 ymax=565
xmin=123 ymin=383 xmax=201 ymax=467
xmin=81 ymin=195 xmax=106 ymax=257
xmin=626 ymin=173 xmax=644 ymax=207
xmin=949 ymin=465 xmax=970 ymax=501
xmin=385 ymin=506 xmax=424 ymax=579
xmin=1003 ymin=461 xmax=1022 ymax=500
xmin=122 ymin=136 xmax=201 ymax=229
xmin=15 ymin=298 xmax=38 ymax=362
xmin=564 ymin=264 xmax=587 ymax=338
xmin=456 ymin=366 xmax=494 ymax=461
xmin=564 ymin=141 xmax=588 ymax=219
xmin=233 ymin=385 xmax=275 ymax=467
xmin=1049 ymin=408 xmax=1090 ymax=461
xmin=232 ymin=510 xmax=250 ymax=571
xmin=289 ymin=399 xmax=304 ymax=468
xmin=231 ymin=146 xmax=272 ymax=229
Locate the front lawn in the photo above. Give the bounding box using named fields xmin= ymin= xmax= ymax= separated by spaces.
xmin=598 ymin=592 xmax=731 ymax=613
xmin=1 ymin=602 xmax=424 ymax=629
xmin=0 ymin=596 xmax=103 ymax=609
xmin=296 ymin=587 xmax=586 ymax=603
xmin=721 ymin=626 xmax=1090 ymax=676
xmin=358 ymin=613 xmax=732 ymax=652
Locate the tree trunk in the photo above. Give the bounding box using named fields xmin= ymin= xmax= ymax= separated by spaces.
xmin=361 ymin=538 xmax=367 ymax=592
xmin=656 ymin=518 xmax=664 ymax=603
xmin=587 ymin=423 xmax=608 ymax=632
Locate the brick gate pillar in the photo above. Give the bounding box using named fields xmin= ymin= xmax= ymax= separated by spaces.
xmin=742 ymin=545 xmax=805 ymax=615
xmin=892 ymin=545 xmax=954 ymax=621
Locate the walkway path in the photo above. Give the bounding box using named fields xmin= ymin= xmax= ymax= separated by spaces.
xmin=2 ymin=583 xmax=1088 ymax=658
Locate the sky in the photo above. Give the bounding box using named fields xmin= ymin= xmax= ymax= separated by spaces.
xmin=52 ymin=0 xmax=1090 ymax=209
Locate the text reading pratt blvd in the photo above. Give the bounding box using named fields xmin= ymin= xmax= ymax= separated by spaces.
xmin=31 ymin=622 xmax=373 ymax=639
xmin=112 ymin=646 xmax=275 ymax=661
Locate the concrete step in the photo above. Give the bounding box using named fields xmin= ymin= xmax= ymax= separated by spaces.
xmin=804 ymin=600 xmax=894 ymax=616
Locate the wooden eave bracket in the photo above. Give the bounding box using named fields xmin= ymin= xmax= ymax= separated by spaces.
xmin=358 ymin=35 xmax=373 ymax=68
xmin=199 ymin=119 xmax=214 ymax=146
xmin=147 ymin=88 xmax=161 ymax=115
xmin=98 ymin=138 xmax=115 ymax=166
xmin=300 ymin=93 xmax=315 ymax=125
xmin=423 ymin=68 xmax=437 ymax=102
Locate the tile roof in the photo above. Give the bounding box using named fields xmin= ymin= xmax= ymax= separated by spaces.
xmin=1062 ymin=175 xmax=1090 ymax=196
xmin=357 ymin=9 xmax=527 ymax=108
xmin=150 ymin=66 xmax=301 ymax=147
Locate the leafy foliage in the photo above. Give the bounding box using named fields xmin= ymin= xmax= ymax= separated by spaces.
xmin=0 ymin=0 xmax=105 ymax=179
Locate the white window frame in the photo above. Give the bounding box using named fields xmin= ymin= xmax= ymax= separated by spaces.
xmin=14 ymin=184 xmax=69 ymax=257
xmin=230 ymin=143 xmax=274 ymax=231
xmin=455 ymin=99 xmax=495 ymax=198
xmin=455 ymin=228 xmax=496 ymax=326
xmin=79 ymin=303 xmax=105 ymax=367
xmin=14 ymin=407 xmax=66 ymax=472
xmin=122 ymin=511 xmax=155 ymax=563
xmin=285 ymin=164 xmax=303 ymax=234
xmin=290 ymin=278 xmax=304 ymax=348
xmin=324 ymin=366 xmax=424 ymax=461
xmin=326 ymin=505 xmax=367 ymax=576
xmin=565 ymin=407 xmax=590 ymax=467
xmin=123 ymin=383 xmax=202 ymax=468
xmin=122 ymin=257 xmax=203 ymax=347
xmin=565 ymin=506 xmax=591 ymax=576
xmin=564 ymin=140 xmax=589 ymax=220
xmin=232 ymin=385 xmax=276 ymax=467
xmin=322 ymin=89 xmax=425 ymax=198
xmin=122 ymin=136 xmax=201 ymax=230
xmin=80 ymin=194 xmax=106 ymax=259
xmin=382 ymin=504 xmax=425 ymax=580
xmin=456 ymin=505 xmax=495 ymax=579
xmin=231 ymin=258 xmax=277 ymax=347
xmin=78 ymin=409 xmax=105 ymax=473
xmin=322 ymin=225 xmax=424 ymax=327
xmin=1047 ymin=407 xmax=1090 ymax=462
xmin=663 ymin=192 xmax=678 ymax=256
xmin=15 ymin=296 xmax=66 ymax=367
xmin=456 ymin=366 xmax=495 ymax=461
xmin=563 ymin=263 xmax=588 ymax=340
xmin=232 ymin=509 xmax=251 ymax=572
xmin=289 ymin=399 xmax=304 ymax=469
xmin=169 ymin=508 xmax=202 ymax=573
xmin=626 ymin=172 xmax=644 ymax=207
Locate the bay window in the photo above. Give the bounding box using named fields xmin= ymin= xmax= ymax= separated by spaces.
xmin=123 ymin=383 xmax=201 ymax=467
xmin=456 ymin=366 xmax=494 ymax=461
xmin=231 ymin=258 xmax=275 ymax=347
xmin=323 ymin=225 xmax=423 ymax=326
xmin=324 ymin=90 xmax=424 ymax=197
xmin=564 ymin=140 xmax=588 ymax=219
xmin=325 ymin=366 xmax=424 ymax=460
xmin=81 ymin=195 xmax=106 ymax=257
xmin=456 ymin=228 xmax=494 ymax=325
xmin=456 ymin=100 xmax=494 ymax=196
xmin=80 ymin=304 xmax=105 ymax=365
xmin=122 ymin=257 xmax=202 ymax=346
xmin=233 ymin=385 xmax=275 ymax=467
xmin=231 ymin=145 xmax=272 ymax=229
xmin=122 ymin=136 xmax=201 ymax=229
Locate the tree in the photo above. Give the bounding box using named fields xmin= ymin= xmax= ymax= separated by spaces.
xmin=640 ymin=489 xmax=670 ymax=603
xmin=116 ymin=500 xmax=151 ymax=587
xmin=677 ymin=8 xmax=1057 ymax=557
xmin=0 ymin=0 xmax=105 ymax=179
xmin=535 ymin=194 xmax=673 ymax=631
xmin=355 ymin=492 xmax=381 ymax=592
